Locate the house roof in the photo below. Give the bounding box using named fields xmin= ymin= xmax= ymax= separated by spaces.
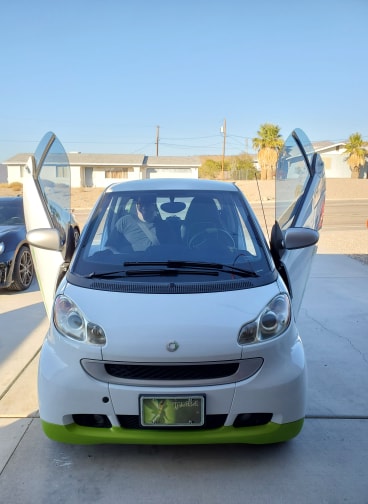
xmin=312 ymin=141 xmax=346 ymax=152
xmin=4 ymin=153 xmax=31 ymax=164
xmin=4 ymin=153 xmax=201 ymax=167
xmin=67 ymin=153 xmax=145 ymax=166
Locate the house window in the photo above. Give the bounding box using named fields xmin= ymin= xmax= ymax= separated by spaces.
xmin=105 ymin=167 xmax=128 ymax=179
xmin=56 ymin=165 xmax=68 ymax=177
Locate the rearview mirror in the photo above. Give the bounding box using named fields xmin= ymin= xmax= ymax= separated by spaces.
xmin=27 ymin=228 xmax=63 ymax=251
xmin=283 ymin=227 xmax=319 ymax=250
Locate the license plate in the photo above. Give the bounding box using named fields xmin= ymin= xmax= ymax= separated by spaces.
xmin=140 ymin=395 xmax=205 ymax=427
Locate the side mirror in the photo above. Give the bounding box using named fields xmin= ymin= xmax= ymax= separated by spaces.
xmin=283 ymin=227 xmax=319 ymax=250
xmin=27 ymin=228 xmax=63 ymax=251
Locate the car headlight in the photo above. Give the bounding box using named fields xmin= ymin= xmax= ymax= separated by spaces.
xmin=53 ymin=294 xmax=106 ymax=345
xmin=0 ymin=241 xmax=4 ymax=255
xmin=238 ymin=294 xmax=291 ymax=345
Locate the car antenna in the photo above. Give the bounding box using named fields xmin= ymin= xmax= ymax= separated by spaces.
xmin=254 ymin=172 xmax=270 ymax=241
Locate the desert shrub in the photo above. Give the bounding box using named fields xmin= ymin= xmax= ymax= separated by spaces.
xmin=8 ymin=182 xmax=23 ymax=191
xmin=199 ymin=159 xmax=223 ymax=179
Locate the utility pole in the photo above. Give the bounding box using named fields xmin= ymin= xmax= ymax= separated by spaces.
xmin=156 ymin=125 xmax=160 ymax=156
xmin=221 ymin=119 xmax=226 ymax=179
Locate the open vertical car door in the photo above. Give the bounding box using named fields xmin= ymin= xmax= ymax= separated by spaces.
xmin=270 ymin=128 xmax=326 ymax=318
xmin=23 ymin=132 xmax=75 ymax=319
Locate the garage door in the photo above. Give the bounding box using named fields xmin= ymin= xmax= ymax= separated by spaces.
xmin=146 ymin=168 xmax=193 ymax=179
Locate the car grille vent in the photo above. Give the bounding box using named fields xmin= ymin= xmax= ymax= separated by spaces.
xmin=90 ymin=279 xmax=254 ymax=294
xmin=105 ymin=362 xmax=239 ymax=381
xmin=0 ymin=264 xmax=9 ymax=285
xmin=117 ymin=414 xmax=227 ymax=430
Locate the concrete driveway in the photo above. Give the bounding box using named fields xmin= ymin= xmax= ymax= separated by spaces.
xmin=0 ymin=250 xmax=367 ymax=504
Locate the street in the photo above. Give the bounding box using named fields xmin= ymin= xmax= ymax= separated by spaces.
xmin=250 ymin=198 xmax=368 ymax=236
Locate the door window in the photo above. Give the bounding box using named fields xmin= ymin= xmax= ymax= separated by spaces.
xmin=276 ymin=129 xmax=312 ymax=230
xmin=35 ymin=133 xmax=71 ymax=243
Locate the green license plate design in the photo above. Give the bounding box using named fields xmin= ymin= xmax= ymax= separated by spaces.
xmin=140 ymin=396 xmax=205 ymax=427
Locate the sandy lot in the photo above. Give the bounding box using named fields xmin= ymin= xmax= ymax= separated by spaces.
xmin=1 ymin=178 xmax=367 ymax=260
xmin=1 ymin=178 xmax=366 ymax=208
xmin=75 ymin=178 xmax=367 ymax=208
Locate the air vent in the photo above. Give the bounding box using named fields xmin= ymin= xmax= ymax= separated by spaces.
xmin=81 ymin=358 xmax=263 ymax=387
xmin=90 ymin=279 xmax=254 ymax=294
xmin=105 ymin=362 xmax=239 ymax=381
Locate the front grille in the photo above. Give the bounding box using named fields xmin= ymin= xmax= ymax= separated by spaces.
xmin=0 ymin=264 xmax=9 ymax=285
xmin=118 ymin=414 xmax=227 ymax=430
xmin=105 ymin=362 xmax=239 ymax=381
xmin=81 ymin=358 xmax=263 ymax=386
xmin=233 ymin=413 xmax=272 ymax=427
xmin=73 ymin=414 xmax=112 ymax=428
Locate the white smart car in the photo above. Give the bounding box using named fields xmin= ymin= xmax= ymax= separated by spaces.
xmin=24 ymin=129 xmax=325 ymax=445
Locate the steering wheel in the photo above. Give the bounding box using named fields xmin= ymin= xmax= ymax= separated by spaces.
xmin=188 ymin=228 xmax=235 ymax=249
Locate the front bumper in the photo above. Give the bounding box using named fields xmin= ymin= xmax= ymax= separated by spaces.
xmin=38 ymin=325 xmax=307 ymax=445
xmin=41 ymin=418 xmax=304 ymax=445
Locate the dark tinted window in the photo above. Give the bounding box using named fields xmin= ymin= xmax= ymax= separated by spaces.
xmin=72 ymin=189 xmax=273 ymax=282
xmin=0 ymin=199 xmax=24 ymax=225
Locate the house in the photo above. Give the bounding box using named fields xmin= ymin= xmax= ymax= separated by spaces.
xmin=3 ymin=153 xmax=201 ymax=188
xmin=250 ymin=141 xmax=356 ymax=178
xmin=2 ymin=140 xmax=361 ymax=185
xmin=312 ymin=141 xmax=351 ymax=178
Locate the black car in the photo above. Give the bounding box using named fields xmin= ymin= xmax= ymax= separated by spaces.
xmin=0 ymin=196 xmax=34 ymax=291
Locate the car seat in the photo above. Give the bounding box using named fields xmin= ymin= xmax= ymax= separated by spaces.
xmin=181 ymin=196 xmax=221 ymax=246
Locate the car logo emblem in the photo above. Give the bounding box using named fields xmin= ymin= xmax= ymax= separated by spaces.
xmin=166 ymin=341 xmax=179 ymax=352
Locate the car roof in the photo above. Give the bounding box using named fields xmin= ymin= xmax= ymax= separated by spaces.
xmin=104 ymin=178 xmax=240 ymax=194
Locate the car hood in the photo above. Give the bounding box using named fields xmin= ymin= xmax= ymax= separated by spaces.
xmin=0 ymin=224 xmax=25 ymax=235
xmin=62 ymin=281 xmax=280 ymax=362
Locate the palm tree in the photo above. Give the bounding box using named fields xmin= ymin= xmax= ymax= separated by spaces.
xmin=252 ymin=123 xmax=284 ymax=180
xmin=344 ymin=132 xmax=367 ymax=178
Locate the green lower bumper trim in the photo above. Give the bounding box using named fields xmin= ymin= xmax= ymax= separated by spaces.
xmin=41 ymin=418 xmax=304 ymax=445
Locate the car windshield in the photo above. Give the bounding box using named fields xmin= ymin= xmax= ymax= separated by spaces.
xmin=0 ymin=199 xmax=25 ymax=226
xmin=71 ymin=189 xmax=273 ymax=281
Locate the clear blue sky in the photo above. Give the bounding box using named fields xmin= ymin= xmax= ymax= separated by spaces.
xmin=1 ymin=0 xmax=367 ymax=161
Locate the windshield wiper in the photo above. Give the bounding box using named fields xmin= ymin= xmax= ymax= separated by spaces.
xmin=86 ymin=270 xmax=127 ymax=279
xmin=86 ymin=267 xmax=218 ymax=279
xmin=124 ymin=260 xmax=258 ymax=278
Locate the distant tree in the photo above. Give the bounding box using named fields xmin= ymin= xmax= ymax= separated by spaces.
xmin=199 ymin=154 xmax=256 ymax=180
xmin=199 ymin=159 xmax=224 ymax=179
xmin=344 ymin=132 xmax=367 ymax=178
xmin=228 ymin=153 xmax=257 ymax=180
xmin=252 ymin=123 xmax=284 ymax=180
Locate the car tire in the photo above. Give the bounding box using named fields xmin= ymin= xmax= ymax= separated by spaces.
xmin=8 ymin=245 xmax=34 ymax=291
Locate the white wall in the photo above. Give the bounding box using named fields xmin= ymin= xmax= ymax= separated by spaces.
xmin=71 ymin=166 xmax=81 ymax=188
xmin=128 ymin=166 xmax=142 ymax=180
xmin=7 ymin=165 xmax=22 ymax=184
xmin=319 ymin=149 xmax=351 ymax=178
